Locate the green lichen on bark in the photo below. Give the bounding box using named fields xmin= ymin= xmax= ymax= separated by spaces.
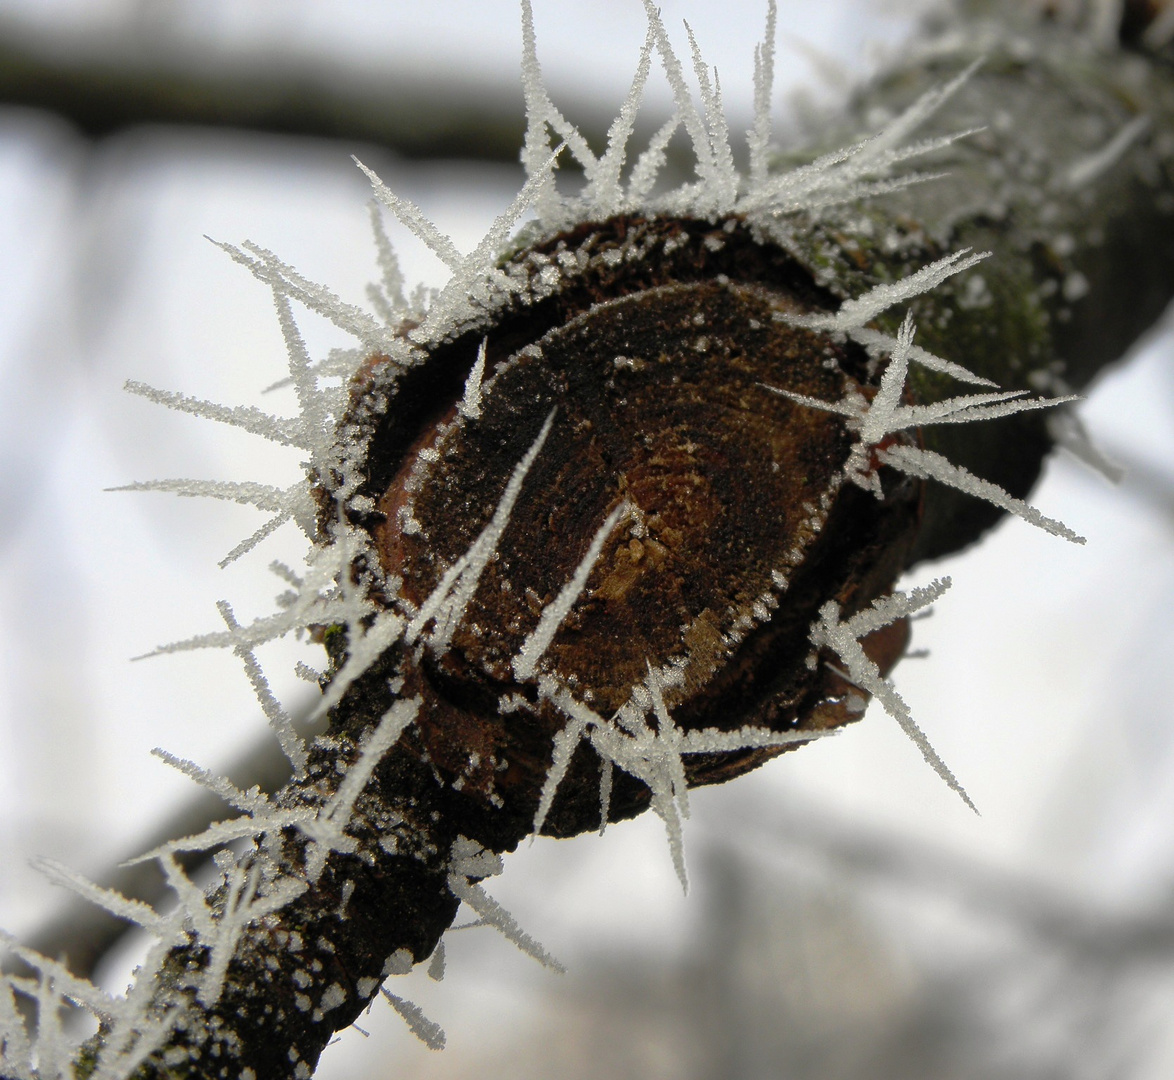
xmin=768 ymin=10 xmax=1174 ymax=560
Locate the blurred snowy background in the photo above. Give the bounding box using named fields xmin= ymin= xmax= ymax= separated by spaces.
xmin=2 ymin=1 xmax=1174 ymax=1077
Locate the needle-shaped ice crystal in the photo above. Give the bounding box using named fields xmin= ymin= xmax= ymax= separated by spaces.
xmin=809 ymin=578 xmax=976 ymax=812
xmin=534 ymin=668 xmax=831 ymax=890
xmin=767 ymin=309 xmax=1084 ymax=541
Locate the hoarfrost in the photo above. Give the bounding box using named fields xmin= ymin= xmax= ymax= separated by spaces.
xmin=217 ymin=599 xmax=307 ymax=777
xmin=1061 ymin=113 xmax=1150 ymax=190
xmin=512 ymin=501 xmax=629 ymax=681
xmin=30 ymin=859 xmax=166 ymax=936
xmin=808 ymin=578 xmax=977 ymax=812
xmin=447 ymin=838 xmax=565 ymax=972
xmin=535 ymin=668 xmax=830 ymax=890
xmin=300 ymin=697 xmax=421 ymax=882
xmin=366 ymin=201 xmax=408 ymax=322
xmin=380 ymin=990 xmax=446 ymax=1051
xmin=406 ymin=410 xmax=555 ymax=653
xmin=879 ymin=443 xmax=1084 ymax=542
xmin=122 ymin=380 xmax=314 ymax=449
xmin=782 ymin=249 xmax=992 ymax=334
xmin=1047 ymin=407 xmax=1124 ymax=483
xmin=768 ymin=310 xmax=1084 ymax=541
xmin=427 ymin=941 xmax=446 ymax=982
xmin=747 ymin=0 xmax=778 ymax=189
xmin=457 ymin=337 xmax=488 ymax=420
xmin=151 ymin=747 xmax=274 ymax=816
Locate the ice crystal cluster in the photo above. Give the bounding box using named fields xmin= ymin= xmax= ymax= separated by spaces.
xmin=1 ymin=2 xmax=1083 ymax=1077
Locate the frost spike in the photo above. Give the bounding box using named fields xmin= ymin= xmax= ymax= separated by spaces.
xmin=151 ymin=747 xmax=271 ymax=816
xmin=30 ymin=859 xmax=166 ymax=937
xmin=367 ymin=200 xmax=408 ymax=318
xmin=218 ymin=600 xmax=308 ymax=777
xmin=445 ymin=874 xmax=565 ymax=974
xmin=123 ymin=381 xmax=312 ymax=450
xmin=625 ymin=112 xmax=681 ymax=207
xmin=530 ymin=710 xmax=589 ymax=837
xmin=512 ymin=501 xmax=629 ymax=681
xmin=862 ymin=56 xmax=983 ymax=159
xmin=417 ymin=141 xmax=565 ymax=336
xmin=457 ymin=338 xmax=487 ymax=420
xmin=408 ymin=409 xmax=556 ymax=651
xmin=747 ymin=0 xmax=778 ymax=189
xmin=879 ymin=444 xmax=1085 ymax=543
xmin=302 ymin=696 xmax=421 ymax=882
xmin=684 ymin=21 xmax=738 ymax=209
xmin=783 ymin=248 xmax=992 ymax=333
xmin=849 ymin=326 xmax=996 ymax=386
xmin=272 ymin=288 xmax=328 ymax=454
xmin=810 ymin=580 xmax=977 ymax=812
xmin=588 ymin=24 xmax=657 ymax=215
xmin=351 ymin=160 xmax=464 ymax=271
xmin=381 ymin=990 xmax=446 ymax=1050
xmin=107 ymin=478 xmax=292 ymax=512
xmin=642 ymin=0 xmax=729 ymax=211
xmin=213 ymin=239 xmax=404 ymax=357
xmin=1062 ymin=113 xmax=1150 ymax=190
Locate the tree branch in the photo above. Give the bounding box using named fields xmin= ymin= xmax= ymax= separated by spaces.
xmin=5 ymin=4 xmax=1174 ymax=1079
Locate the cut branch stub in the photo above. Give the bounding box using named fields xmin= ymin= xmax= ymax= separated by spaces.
xmin=338 ymin=217 xmax=923 ymax=844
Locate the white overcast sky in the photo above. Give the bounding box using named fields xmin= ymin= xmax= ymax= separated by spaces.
xmin=2 ymin=2 xmax=1174 ymax=1076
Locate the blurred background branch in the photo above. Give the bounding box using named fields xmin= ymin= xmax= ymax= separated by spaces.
xmin=0 ymin=9 xmax=704 ymax=169
xmin=0 ymin=13 xmax=531 ymax=160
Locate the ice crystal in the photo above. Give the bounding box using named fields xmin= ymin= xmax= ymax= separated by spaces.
xmin=513 ymin=0 xmax=981 ymax=230
xmin=768 ymin=309 xmax=1085 ymax=542
xmin=31 ymin=858 xmax=166 ymax=936
xmin=380 ymin=990 xmax=445 ymax=1051
xmin=808 ymin=578 xmax=977 ymax=811
xmin=447 ymin=838 xmax=565 ymax=972
xmin=533 ymin=668 xmax=832 ymax=890
xmin=511 ymin=500 xmax=630 ymax=681
xmin=1061 ymin=113 xmax=1150 ymax=190
xmin=456 ymin=338 xmax=488 ymax=420
xmin=218 ymin=599 xmax=308 ymax=776
xmin=783 ymin=249 xmax=993 ymax=335
xmin=299 ymin=697 xmax=420 ymax=881
xmin=405 ymin=410 xmax=555 ymax=653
